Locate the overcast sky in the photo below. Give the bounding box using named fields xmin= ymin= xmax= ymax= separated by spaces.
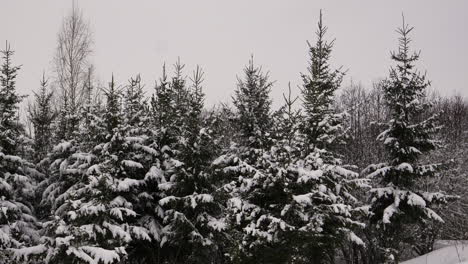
xmin=1 ymin=0 xmax=467 ymax=109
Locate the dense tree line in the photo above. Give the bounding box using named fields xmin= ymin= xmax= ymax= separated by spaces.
xmin=0 ymin=7 xmax=466 ymax=264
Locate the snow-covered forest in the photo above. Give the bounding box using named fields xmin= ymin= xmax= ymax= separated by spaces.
xmin=1 ymin=5 xmax=467 ymax=264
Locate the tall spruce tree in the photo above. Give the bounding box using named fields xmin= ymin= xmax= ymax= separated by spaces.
xmin=213 ymin=58 xmax=295 ymax=263
xmin=28 ymin=73 xmax=56 ymax=162
xmin=232 ymin=56 xmax=273 ymax=149
xmin=277 ymin=11 xmax=366 ymax=263
xmin=364 ymin=17 xmax=450 ymax=262
xmin=121 ymin=74 xmax=165 ymax=264
xmin=123 ymin=74 xmax=147 ymax=127
xmin=151 ymin=63 xmax=225 ymax=263
xmin=78 ymin=66 xmax=104 ymax=152
xmin=0 ymin=42 xmax=25 ymax=154
xmin=300 ymin=11 xmax=345 ymax=154
xmin=0 ymin=42 xmax=41 ymax=261
xmin=150 ymin=62 xmax=185 ymax=150
xmin=214 ymin=71 xmax=293 ymax=263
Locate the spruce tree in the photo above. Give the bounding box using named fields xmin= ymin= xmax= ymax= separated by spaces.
xmin=232 ymin=56 xmax=273 ymax=149
xmin=276 ymin=11 xmax=366 ymax=263
xmin=300 ymin=11 xmax=345 ymax=154
xmin=151 ymin=64 xmax=225 ymax=263
xmin=78 ymin=66 xmax=104 ymax=152
xmin=123 ymin=74 xmax=147 ymax=127
xmin=28 ymin=73 xmax=56 ymax=162
xmin=0 ymin=42 xmax=41 ymax=261
xmin=23 ymin=76 xmax=158 ymax=264
xmin=54 ymin=97 xmax=69 ymax=144
xmin=364 ymin=17 xmax=450 ymax=262
xmin=121 ymin=74 xmax=165 ymax=263
xmin=150 ymin=63 xmax=182 ymax=150
xmin=0 ymin=41 xmax=25 ymax=154
xmin=272 ymin=83 xmax=302 ymax=146
xmin=213 ymin=58 xmax=290 ymax=263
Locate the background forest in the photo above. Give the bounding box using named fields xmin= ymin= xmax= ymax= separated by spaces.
xmin=0 ymin=6 xmax=467 ymax=264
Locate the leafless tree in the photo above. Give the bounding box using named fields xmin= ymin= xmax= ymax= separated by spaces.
xmin=54 ymin=3 xmax=93 ymax=137
xmin=335 ymin=81 xmax=389 ymax=169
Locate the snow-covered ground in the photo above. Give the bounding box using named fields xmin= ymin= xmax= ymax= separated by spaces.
xmin=402 ymin=242 xmax=468 ymax=264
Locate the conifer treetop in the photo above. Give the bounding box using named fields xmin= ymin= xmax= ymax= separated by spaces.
xmin=300 ymin=10 xmax=345 ymax=152
xmin=233 ymin=55 xmax=273 ymax=149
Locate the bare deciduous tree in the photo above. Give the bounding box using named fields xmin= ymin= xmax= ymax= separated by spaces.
xmin=54 ymin=4 xmax=93 ymax=138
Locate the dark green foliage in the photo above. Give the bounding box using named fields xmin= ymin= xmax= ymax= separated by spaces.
xmin=28 ymin=73 xmax=56 ymax=162
xmin=0 ymin=41 xmax=25 ymax=155
xmin=364 ymin=17 xmax=451 ymax=262
xmin=233 ymin=56 xmax=273 ymax=149
xmin=154 ymin=63 xmax=226 ymax=264
xmin=103 ymin=75 xmax=122 ymax=135
xmin=0 ymin=42 xmax=40 ymax=262
xmin=300 ymin=11 xmax=344 ymax=153
xmin=273 ymin=83 xmax=302 ymax=146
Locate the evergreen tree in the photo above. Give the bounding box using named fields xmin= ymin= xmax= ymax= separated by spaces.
xmin=78 ymin=66 xmax=104 ymax=152
xmin=300 ymin=11 xmax=345 ymax=154
xmin=121 ymin=74 xmax=165 ymax=264
xmin=364 ymin=17 xmax=450 ymax=262
xmin=53 ymin=97 xmax=69 ymax=144
xmin=0 ymin=41 xmax=25 ymax=154
xmin=272 ymin=83 xmax=302 ymax=146
xmin=123 ymin=74 xmax=147 ymax=127
xmin=0 ymin=42 xmax=41 ymax=261
xmin=28 ymin=73 xmax=56 ymax=162
xmin=151 ymin=64 xmax=226 ymax=263
xmin=150 ymin=62 xmax=184 ymax=149
xmin=233 ymin=56 xmax=273 ymax=149
xmin=21 ymin=76 xmax=159 ymax=264
xmin=213 ymin=58 xmax=291 ymax=263
xmin=38 ymin=79 xmax=102 ymax=223
xmin=287 ymin=11 xmax=365 ymax=263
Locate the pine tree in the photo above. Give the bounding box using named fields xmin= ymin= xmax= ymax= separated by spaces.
xmin=278 ymin=12 xmax=365 ymax=263
xmin=0 ymin=41 xmax=25 ymax=154
xmin=300 ymin=11 xmax=345 ymax=154
xmin=53 ymin=97 xmax=69 ymax=144
xmin=233 ymin=56 xmax=273 ymax=149
xmin=364 ymin=17 xmax=451 ymax=263
xmin=152 ymin=64 xmax=226 ymax=263
xmin=123 ymin=74 xmax=147 ymax=127
xmin=213 ymin=58 xmax=291 ymax=263
xmin=121 ymin=74 xmax=165 ymax=264
xmin=78 ymin=66 xmax=104 ymax=152
xmin=150 ymin=63 xmax=182 ymax=150
xmin=0 ymin=42 xmax=41 ymax=261
xmin=30 ymin=80 xmax=105 ymax=262
xmin=38 ymin=79 xmax=102 ymax=223
xmin=28 ymin=73 xmax=56 ymax=162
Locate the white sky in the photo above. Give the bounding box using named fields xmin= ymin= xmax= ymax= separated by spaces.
xmin=1 ymin=0 xmax=467 ymax=110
